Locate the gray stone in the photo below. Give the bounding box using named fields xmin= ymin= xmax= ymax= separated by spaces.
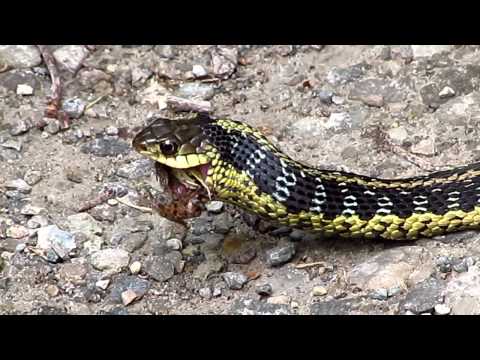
xmin=116 ymin=159 xmax=153 ymax=179
xmin=10 ymin=118 xmax=32 ymax=136
xmin=193 ymin=253 xmax=225 ymax=280
xmin=255 ymin=283 xmax=273 ymax=296
xmin=90 ymin=248 xmax=130 ymax=273
xmin=37 ymin=225 xmax=76 ymax=261
xmin=445 ymin=265 xmax=480 ymax=315
xmin=452 ymin=257 xmax=475 ymax=273
xmin=1 ymin=139 xmax=22 ymax=152
xmin=310 ymin=297 xmax=367 ymax=315
xmin=326 ymin=62 xmax=370 ymax=86
xmin=62 ymin=98 xmax=86 ymax=119
xmin=192 ymin=64 xmax=208 ymax=78
xmin=266 ymin=243 xmax=296 ymax=267
xmin=199 ymin=287 xmax=212 ymax=299
xmin=143 ymin=255 xmax=175 ymax=282
xmin=411 ymin=45 xmax=453 ymax=58
xmin=27 ymin=215 xmax=48 ymax=229
xmin=80 ymin=137 xmax=130 ymax=157
xmin=20 ymin=204 xmax=45 ymax=216
xmin=118 ymin=232 xmax=147 ymax=253
xmin=108 ymin=275 xmax=150 ymax=304
xmin=105 ymin=126 xmax=118 ymax=136
xmin=347 ymin=246 xmax=434 ymax=292
xmin=45 ymin=120 xmax=60 ymax=135
xmin=53 ymin=45 xmax=90 ymax=73
xmin=222 ymin=272 xmax=248 ymax=290
xmin=66 ymin=213 xmax=103 ymax=239
xmin=0 ymin=45 xmax=42 ymax=68
xmin=57 ymin=262 xmax=88 ymax=284
xmin=230 ymin=298 xmax=292 ymax=315
xmin=399 ymin=277 xmax=445 ymax=314
xmin=0 ymin=71 xmax=39 ymax=92
xmin=5 ymin=179 xmax=31 ymax=194
xmin=166 ymin=238 xmax=182 ymax=251
xmin=420 ymin=83 xmax=444 ymax=109
xmin=316 ymin=90 xmax=333 ymax=105
xmin=212 ymin=47 xmax=238 ymax=79
xmin=176 ymin=82 xmax=215 ymax=100
xmin=24 ymin=170 xmax=42 ymax=186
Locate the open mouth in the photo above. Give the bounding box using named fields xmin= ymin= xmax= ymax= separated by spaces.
xmin=154 ymin=161 xmax=211 ymax=200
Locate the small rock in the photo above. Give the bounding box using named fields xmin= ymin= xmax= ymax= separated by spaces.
xmin=400 ymin=278 xmax=445 ymax=314
xmin=129 ymin=261 xmax=141 ymax=275
xmin=24 ymin=170 xmax=42 ymax=185
xmin=6 ymin=224 xmax=30 ymax=239
xmin=326 ymin=62 xmax=369 ymax=86
xmin=108 ymin=275 xmax=150 ymax=304
xmin=176 ymin=82 xmax=215 ymax=100
xmin=444 ymin=265 xmax=480 ymax=314
xmin=37 ymin=225 xmax=76 ymax=261
xmin=20 ymin=204 xmax=45 ymax=215
xmin=53 ymin=45 xmax=90 ymax=73
xmin=1 ymin=139 xmax=22 ymax=152
xmin=80 ymin=137 xmax=130 ymax=157
xmin=62 ymin=98 xmax=86 ymax=119
xmin=166 ymin=238 xmax=182 ymax=251
xmin=439 ymin=86 xmax=455 ymax=99
xmin=212 ymin=287 xmax=222 ymax=297
xmin=205 ymin=201 xmax=224 ymax=213
xmin=411 ymin=45 xmax=453 ymax=58
xmin=325 ymin=112 xmax=351 ymax=130
xmin=267 ymin=295 xmax=291 ymax=305
xmin=90 ymin=248 xmax=130 ymax=273
xmin=121 ymin=289 xmax=139 ymax=306
xmin=27 ymin=215 xmax=48 ymax=229
xmin=222 ymin=272 xmax=248 ymax=290
xmin=212 ymin=47 xmax=238 ymax=79
xmin=154 ymin=45 xmax=176 ymax=59
xmin=266 ymin=243 xmax=296 ymax=267
xmin=57 ymin=263 xmax=88 ymax=284
xmin=255 ymin=283 xmax=273 ymax=297
xmin=411 ymin=138 xmax=435 ymax=156
xmin=105 ymin=126 xmax=118 ymax=136
xmin=331 ymin=95 xmax=345 ymax=105
xmin=434 ymin=304 xmax=451 ymax=315
xmin=143 ymin=255 xmax=175 ymax=282
xmin=199 ymin=287 xmax=212 ymax=299
xmin=46 ymin=284 xmax=59 ymax=297
xmin=312 ymin=286 xmax=328 ymax=297
xmin=193 ymin=254 xmax=225 ymax=280
xmin=0 ymin=45 xmax=42 ymax=68
xmin=310 ymin=297 xmax=365 ymax=315
xmin=192 ymin=64 xmax=208 ymax=78
xmin=67 ymin=213 xmax=103 ymax=239
xmin=230 ymin=298 xmax=292 ymax=315
xmin=317 ymin=90 xmax=333 ymax=105
xmin=96 ymin=279 xmax=110 ymax=290
xmin=83 ymin=236 xmax=104 ymax=254
xmin=356 ymin=94 xmax=384 ymax=107
xmin=45 ymin=120 xmax=60 ymax=135
xmin=15 ymin=243 xmax=26 ymax=252
xmin=16 ymin=84 xmax=33 ymax=95
xmin=5 ymin=179 xmax=31 ymax=194
xmin=369 ymin=288 xmax=389 ymax=301
xmin=387 ymin=126 xmax=409 ymax=144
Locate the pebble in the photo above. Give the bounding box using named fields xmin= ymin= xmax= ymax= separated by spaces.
xmin=27 ymin=215 xmax=48 ymax=229
xmin=266 ymin=243 xmax=296 ymax=267
xmin=222 ymin=272 xmax=248 ymax=290
xmin=154 ymin=45 xmax=176 ymax=59
xmin=176 ymin=82 xmax=215 ymax=100
xmin=105 ymin=126 xmax=119 ymax=136
xmin=16 ymin=84 xmax=33 ymax=95
xmin=143 ymin=255 xmax=175 ymax=282
xmin=24 ymin=170 xmax=42 ymax=185
xmin=46 ymin=284 xmax=59 ymax=297
xmin=312 ymin=286 xmax=328 ymax=297
xmin=166 ymin=238 xmax=182 ymax=251
xmin=96 ymin=279 xmax=110 ymax=290
xmin=199 ymin=287 xmax=212 ymax=299
xmin=399 ymin=278 xmax=445 ymax=314
xmin=57 ymin=263 xmax=88 ymax=285
xmin=45 ymin=120 xmax=60 ymax=135
xmin=192 ymin=64 xmax=208 ymax=78
xmin=129 ymin=261 xmax=141 ymax=275
xmin=434 ymin=304 xmax=451 ymax=315
xmin=90 ymin=248 xmax=130 ymax=273
xmin=267 ymin=295 xmax=291 ymax=305
xmin=317 ymin=90 xmax=333 ymax=105
xmin=5 ymin=179 xmax=32 ymax=194
xmin=62 ymin=98 xmax=86 ymax=119
xmin=53 ymin=45 xmax=90 ymax=73
xmin=230 ymin=298 xmax=292 ymax=315
xmin=205 ymin=201 xmax=224 ymax=213
xmin=212 ymin=287 xmax=222 ymax=297
xmin=331 ymin=95 xmax=345 ymax=105
xmin=1 ymin=139 xmax=22 ymax=152
xmin=15 ymin=243 xmax=26 ymax=252
xmin=80 ymin=137 xmax=130 ymax=157
xmin=121 ymin=289 xmax=139 ymax=306
xmin=369 ymin=288 xmax=389 ymax=301
xmin=212 ymin=47 xmax=238 ymax=79
xmin=439 ymin=86 xmax=456 ymax=99
xmin=356 ymin=94 xmax=384 ymax=107
xmin=255 ymin=283 xmax=273 ymax=297
xmin=67 ymin=213 xmax=103 ymax=239
xmin=83 ymin=237 xmax=104 ymax=254
xmin=0 ymin=45 xmax=42 ymax=68
xmin=6 ymin=224 xmax=30 ymax=239
xmin=20 ymin=204 xmax=45 ymax=216
xmin=37 ymin=225 xmax=76 ymax=261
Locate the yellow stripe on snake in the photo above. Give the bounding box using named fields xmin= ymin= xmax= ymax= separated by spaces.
xmin=133 ymin=113 xmax=480 ymax=241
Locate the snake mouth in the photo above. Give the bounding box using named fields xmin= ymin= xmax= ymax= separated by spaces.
xmin=155 ymin=161 xmax=211 ymax=200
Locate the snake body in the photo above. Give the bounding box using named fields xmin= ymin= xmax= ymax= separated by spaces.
xmin=133 ymin=113 xmax=480 ymax=241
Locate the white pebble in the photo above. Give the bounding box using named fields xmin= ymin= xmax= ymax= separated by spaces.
xmin=434 ymin=304 xmax=451 ymax=315
xmin=312 ymin=286 xmax=328 ymax=296
xmin=95 ymin=279 xmax=110 ymax=290
xmin=129 ymin=261 xmax=142 ymax=274
xmin=192 ymin=64 xmax=208 ymax=78
xmin=16 ymin=84 xmax=33 ymax=95
xmin=439 ymin=86 xmax=455 ymax=98
xmin=166 ymin=238 xmax=182 ymax=250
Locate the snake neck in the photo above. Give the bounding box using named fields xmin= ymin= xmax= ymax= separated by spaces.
xmin=201 ymin=119 xmax=480 ymax=240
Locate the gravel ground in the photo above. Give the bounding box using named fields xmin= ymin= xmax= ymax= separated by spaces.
xmin=1 ymin=45 xmax=480 ymax=315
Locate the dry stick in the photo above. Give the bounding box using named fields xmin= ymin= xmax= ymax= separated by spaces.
xmin=37 ymin=45 xmax=62 ymax=119
xmin=166 ymin=95 xmax=212 ymax=113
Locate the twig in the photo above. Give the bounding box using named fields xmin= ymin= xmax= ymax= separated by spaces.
xmin=295 ymin=261 xmax=328 ymax=269
xmin=116 ymin=196 xmax=153 ymax=213
xmin=85 ymin=94 xmax=107 ymax=110
xmin=37 ymin=45 xmax=63 ymax=119
xmin=166 ymin=95 xmax=212 ymax=113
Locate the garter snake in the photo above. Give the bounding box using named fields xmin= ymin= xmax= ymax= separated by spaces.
xmin=133 ymin=113 xmax=480 ymax=241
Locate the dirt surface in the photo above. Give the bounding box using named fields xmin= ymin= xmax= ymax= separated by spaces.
xmin=2 ymin=45 xmax=480 ymax=315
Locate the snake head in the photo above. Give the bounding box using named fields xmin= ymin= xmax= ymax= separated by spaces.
xmin=132 ymin=114 xmax=215 ymax=199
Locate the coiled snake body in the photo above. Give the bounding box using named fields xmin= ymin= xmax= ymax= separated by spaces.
xmin=133 ymin=113 xmax=480 ymax=241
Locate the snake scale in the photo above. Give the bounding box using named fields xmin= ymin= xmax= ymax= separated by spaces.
xmin=133 ymin=113 xmax=480 ymax=241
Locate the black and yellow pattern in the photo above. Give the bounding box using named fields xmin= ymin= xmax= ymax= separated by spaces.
xmin=133 ymin=113 xmax=480 ymax=241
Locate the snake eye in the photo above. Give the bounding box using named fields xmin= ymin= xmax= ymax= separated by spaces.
xmin=160 ymin=140 xmax=178 ymax=155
